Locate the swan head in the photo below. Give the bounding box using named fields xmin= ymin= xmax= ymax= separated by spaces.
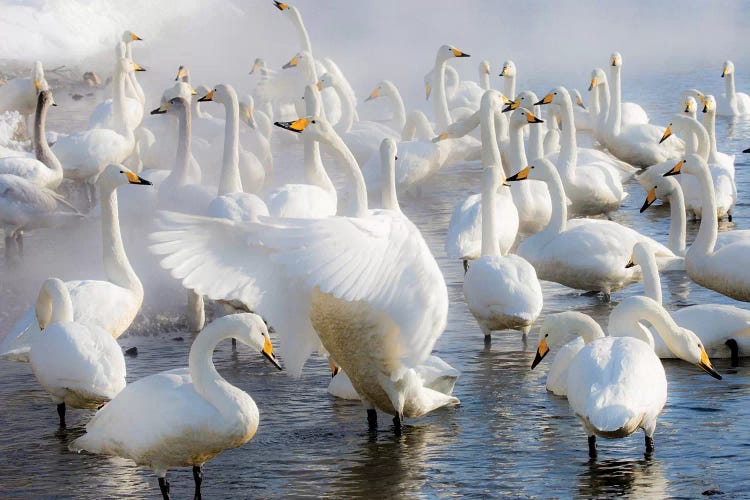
xmin=273 ymin=0 xmax=290 ymax=11
xmin=532 ymin=311 xmax=603 ymax=369
xmin=249 ymin=57 xmax=266 ymax=75
xmin=721 ymin=60 xmax=734 ymax=78
xmin=282 ymin=51 xmax=311 ymax=70
xmin=702 ymin=94 xmax=717 ymax=114
xmin=588 ymin=68 xmax=606 ymax=91
xmin=506 ymin=157 xmax=556 ymax=182
xmin=423 ymin=73 xmax=432 ymax=100
xmin=509 ymin=107 xmax=544 ymax=128
xmin=502 ymin=90 xmax=538 ymax=112
xmin=479 ymin=60 xmax=490 ymax=76
xmin=625 ymin=242 xmax=653 ymax=269
xmin=35 ymin=278 xmax=71 ymax=330
xmin=663 ymin=153 xmax=707 ymax=178
xmin=37 ymin=89 xmax=56 ymax=111
xmin=437 ymin=44 xmax=470 ymax=62
xmin=151 ymin=96 xmax=188 ymax=116
xmin=197 ymin=84 xmax=237 ymax=106
xmin=240 ymin=95 xmax=257 ymax=128
xmin=682 ymin=88 xmax=705 ymax=105
xmin=682 ymin=96 xmax=698 ymax=117
xmin=222 ymin=313 xmax=282 ymax=370
xmin=317 ymin=72 xmax=335 ymax=91
xmin=366 ymin=83 xmax=383 ymax=102
xmin=175 ymin=65 xmax=189 ymax=82
xmin=665 ymin=327 xmax=722 ymax=380
xmin=535 ymin=86 xmax=570 ymax=107
xmin=122 ymin=31 xmax=142 ymax=43
xmin=274 ymin=116 xmax=334 ymax=141
xmin=571 ymin=89 xmax=586 ymax=109
xmin=160 ymin=82 xmax=196 ymax=104
xmin=610 ymin=51 xmax=623 ymax=68
xmin=98 ymin=164 xmax=152 ymax=190
xmin=32 ymin=61 xmax=47 ymax=94
xmin=659 ymin=114 xmax=695 ymax=144
xmin=117 ymin=55 xmax=144 ymax=76
xmin=499 ymin=60 xmax=516 ymax=78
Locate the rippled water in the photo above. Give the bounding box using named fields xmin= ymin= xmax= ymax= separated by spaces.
xmin=1 ymin=71 xmax=750 ymax=498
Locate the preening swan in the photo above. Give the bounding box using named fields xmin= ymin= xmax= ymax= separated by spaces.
xmin=30 ymin=278 xmax=126 ymax=428
xmin=69 ymin=313 xmax=282 ymax=500
xmin=718 ymin=60 xmax=750 ymax=116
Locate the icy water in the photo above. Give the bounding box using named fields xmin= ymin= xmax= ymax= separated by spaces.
xmin=1 ymin=70 xmax=750 ymax=499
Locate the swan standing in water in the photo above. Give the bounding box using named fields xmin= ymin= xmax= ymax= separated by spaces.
xmin=532 ymin=305 xmax=721 ymax=458
xmin=70 ymin=313 xmax=282 ymax=500
xmin=0 ymin=165 xmax=151 ymax=361
xmin=718 ymin=60 xmax=750 ymax=116
xmin=152 ymin=116 xmax=459 ymax=430
xmin=30 ymin=278 xmax=126 ymax=428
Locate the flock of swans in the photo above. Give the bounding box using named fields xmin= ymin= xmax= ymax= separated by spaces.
xmin=0 ymin=2 xmax=748 ymax=498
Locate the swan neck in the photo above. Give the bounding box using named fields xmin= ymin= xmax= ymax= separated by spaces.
xmin=558 ymin=98 xmax=578 ymax=178
xmin=112 ymin=62 xmax=129 ymax=134
xmin=304 ymin=138 xmax=335 ymax=198
xmin=169 ymin=104 xmax=192 ymax=186
xmin=536 ymin=166 xmax=567 ymax=242
xmin=480 ymin=72 xmax=490 ymax=91
xmin=291 ymin=9 xmax=314 ymax=68
xmin=381 ymin=151 xmax=400 ymax=212
xmin=578 ymin=319 xmax=606 ymax=344
xmin=689 ymin=164 xmax=718 ymax=257
xmin=100 ymin=185 xmax=141 ymax=294
xmin=433 ymin=58 xmax=451 ymax=131
xmin=527 ymin=105 xmax=544 ymax=161
xmin=33 ymin=96 xmax=61 ymax=179
xmin=503 ymin=75 xmax=515 ymax=100
xmin=640 ymin=253 xmax=663 ymax=305
xmin=480 ymin=100 xmax=502 ymax=171
xmin=480 ymin=166 xmax=501 ymax=257
xmin=726 ymin=72 xmax=736 ymax=99
xmin=667 ymin=188 xmax=687 ymax=255
xmin=508 ymin=121 xmax=527 ymax=169
xmin=218 ymin=92 xmax=243 ymax=195
xmin=41 ymin=282 xmax=74 ymax=325
xmin=608 ymin=66 xmax=622 ymax=136
xmin=322 ymin=132 xmax=367 ymax=217
xmin=386 ymin=84 xmax=406 ymax=132
xmin=332 ymin=82 xmax=355 ymax=133
xmin=703 ymin=112 xmax=719 ymax=161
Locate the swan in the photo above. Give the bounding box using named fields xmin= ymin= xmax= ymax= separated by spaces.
xmin=498 ymin=60 xmax=517 ymax=100
xmin=151 ymin=116 xmax=459 ymax=430
xmin=30 ymin=277 xmax=126 ymax=428
xmin=445 ymin=60 xmax=489 ymax=112
xmin=608 ymin=52 xmax=650 ymax=124
xmin=663 ymin=154 xmax=750 ymax=301
xmin=702 ymin=95 xmax=736 ymax=172
xmin=265 ymin=85 xmax=336 ymax=218
xmin=443 ymin=90 xmax=519 ymax=270
xmin=462 ymin=149 xmax=542 ymax=341
xmin=531 ymin=306 xmax=721 ymax=457
xmin=329 ymin=139 xmax=460 ymax=400
xmin=69 ymin=313 xmax=282 ymax=500
xmin=617 ymin=242 xmax=750 ymax=362
xmin=0 ymin=90 xmax=63 ymax=189
xmin=588 ymin=66 xmax=649 ymax=138
xmin=570 ymin=89 xmax=592 ymax=131
xmin=0 ymin=164 xmax=150 ymax=361
xmin=88 ymin=42 xmax=145 ymax=131
xmin=54 ymin=55 xmax=137 ymax=207
xmin=718 ymin=60 xmax=750 ymax=116
xmin=364 ymin=80 xmax=407 ymax=133
xmin=535 ymin=87 xmax=628 ymax=215
xmin=238 ymin=95 xmax=274 ymax=184
xmin=0 ymin=61 xmax=48 ymax=133
xmin=506 ymin=158 xmax=677 ymax=300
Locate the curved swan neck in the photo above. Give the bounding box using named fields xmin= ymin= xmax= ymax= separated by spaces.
xmin=331 ymin=81 xmax=355 ymax=133
xmin=112 ymin=61 xmax=129 ymax=135
xmin=320 ymin=131 xmax=367 ymax=217
xmin=290 ymin=7 xmax=314 ymax=64
xmin=100 ymin=184 xmax=141 ymax=294
xmin=608 ymin=65 xmax=622 ymax=136
xmin=557 ymin=94 xmax=578 ymax=179
xmin=725 ymin=72 xmax=736 ymax=100
xmin=688 ymin=163 xmax=718 ymax=257
xmin=218 ymin=90 xmax=243 ymax=195
xmin=433 ymin=57 xmax=452 ymax=132
xmin=639 ymin=251 xmax=663 ymax=305
xmin=679 ymin=117 xmax=709 ymax=160
xmin=383 ymin=82 xmax=406 ymax=132
xmin=480 ymin=166 xmax=501 ymax=257
xmin=536 ymin=166 xmax=568 ymax=242
xmin=402 ymin=111 xmax=435 ymax=142
xmin=37 ymin=280 xmax=74 ymax=327
xmin=667 ymin=186 xmax=687 ymax=255
xmin=33 ymin=95 xmax=61 ymax=179
xmin=167 ymin=103 xmax=192 ymax=187
xmin=703 ymin=111 xmax=719 ymax=162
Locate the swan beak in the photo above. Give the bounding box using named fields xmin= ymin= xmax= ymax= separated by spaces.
xmin=577 ymin=96 xmax=586 ymax=109
xmin=507 ymin=166 xmax=531 ymax=182
xmin=502 ymin=95 xmax=513 ymax=105
xmin=588 ymin=77 xmax=597 ymax=92
xmin=133 ymin=63 xmax=146 ymax=72
xmin=131 ymin=33 xmax=143 ymax=41
xmin=502 ymin=181 xmax=511 ymax=187
xmin=175 ymin=66 xmax=186 ymax=81
xmin=189 ymin=87 xmax=198 ymax=96
xmin=273 ymin=0 xmax=289 ymax=10
xmin=659 ymin=126 xmax=672 ymax=144
xmin=531 ymin=338 xmax=549 ymax=369
xmin=451 ymin=48 xmax=470 ymax=58
xmin=702 ymin=102 xmax=710 ymax=113
xmin=282 ymin=56 xmax=299 ymax=69
xmin=274 ymin=117 xmax=309 ymax=133
xmin=329 ymin=358 xmax=341 ymax=378
xmin=34 ymin=79 xmax=41 ymax=91
xmin=198 ymin=90 xmax=214 ymax=102
xmin=699 ymin=349 xmax=722 ymax=380
xmin=535 ymin=93 xmax=553 ymax=106
xmin=743 ymin=147 xmax=750 ymax=153
xmin=640 ymin=187 xmax=658 ymax=213
xmin=432 ymin=132 xmax=449 ymax=143
xmin=663 ymin=160 xmax=684 ymax=177
xmin=316 ymin=81 xmax=323 ymax=91
xmin=150 ymin=102 xmax=169 ymax=115
xmin=499 ymin=65 xmax=508 ymax=77
xmin=483 ymin=64 xmax=490 ymax=75
xmin=365 ymin=87 xmax=380 ymax=102
xmin=249 ymin=62 xmax=260 ymax=75
xmin=611 ymin=57 xmax=617 ymax=67
xmin=125 ymin=171 xmax=152 ymax=185
xmin=502 ymin=98 xmax=520 ymax=113
xmin=262 ymin=336 xmax=283 ymax=370
xmin=526 ymin=111 xmax=544 ymax=124
xmin=425 ymin=83 xmax=432 ymax=100
xmin=684 ymin=103 xmax=693 ymax=113
xmin=721 ymin=67 xmax=727 ymax=78
xmin=625 ymin=255 xmax=636 ymax=269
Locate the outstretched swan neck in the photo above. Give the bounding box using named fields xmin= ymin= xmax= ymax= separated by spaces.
xmin=480 ymin=92 xmax=503 ymax=171
xmin=608 ymin=64 xmax=622 ymax=137
xmin=218 ymin=86 xmax=243 ymax=195
xmin=304 ymin=86 xmax=335 ymax=198
xmin=167 ymin=100 xmax=193 ymax=187
xmin=33 ymin=92 xmax=62 ymax=183
xmin=382 ymin=81 xmax=406 ymax=132
xmin=687 ymin=160 xmax=718 ymax=258
xmin=36 ymin=278 xmax=74 ymax=329
xmin=380 ymin=141 xmax=400 ymax=213
xmin=320 ymin=129 xmax=368 ymax=217
xmin=536 ymin=163 xmax=568 ymax=243
xmin=326 ymin=76 xmax=355 ymax=133
xmin=100 ymin=179 xmax=142 ymax=295
xmin=556 ymin=88 xmax=578 ymax=180
xmin=481 ymin=164 xmax=501 ymax=257
xmin=508 ymin=113 xmax=528 ymax=169
xmin=433 ymin=54 xmax=452 ymax=132
xmin=725 ymin=69 xmax=736 ymax=101
xmin=289 ymin=6 xmax=314 ymax=67
xmin=668 ymin=182 xmax=687 ymax=256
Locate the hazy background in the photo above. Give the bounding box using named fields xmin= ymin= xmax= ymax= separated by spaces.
xmin=1 ymin=0 xmax=749 ymax=112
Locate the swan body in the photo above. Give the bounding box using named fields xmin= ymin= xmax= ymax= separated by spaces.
xmin=30 ymin=278 xmax=126 ymax=426
xmin=717 ymin=60 xmax=750 ymax=116
xmin=70 ymin=313 xmax=281 ymax=497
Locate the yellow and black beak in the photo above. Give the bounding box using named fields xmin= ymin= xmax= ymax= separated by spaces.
xmin=34 ymin=79 xmax=41 ymax=91
xmin=588 ymin=77 xmax=597 ymax=92
xmin=282 ymin=56 xmax=299 ymax=69
xmin=432 ymin=132 xmax=449 ymax=143
xmin=721 ymin=67 xmax=727 ymax=78
xmin=175 ymin=66 xmax=186 ymax=81
xmin=684 ymin=102 xmax=693 ymax=113
xmin=425 ymin=82 xmax=432 ymax=100
xmin=133 ymin=63 xmax=146 ymax=72
xmin=625 ymin=255 xmax=636 ymax=269
xmin=531 ymin=338 xmax=550 ymax=369
xmin=198 ymin=90 xmax=214 ymax=102
xmin=131 ymin=33 xmax=143 ymax=41
xmin=499 ymin=65 xmax=508 ymax=77
xmin=150 ymin=102 xmax=169 ymax=115
xmin=262 ymin=336 xmax=283 ymax=370
xmin=640 ymin=187 xmax=658 ymax=213
xmin=316 ymin=81 xmax=323 ymax=91
xmin=365 ymin=86 xmax=380 ymax=102
xmin=702 ymin=102 xmax=710 ymax=113
xmin=525 ymin=111 xmax=544 ymax=124
xmin=189 ymin=87 xmax=198 ymax=96
xmin=451 ymin=47 xmax=470 ymax=58
xmin=507 ymin=166 xmax=531 ymax=182
xmin=274 ymin=117 xmax=309 ymax=133
xmin=611 ymin=57 xmax=617 ymax=67
xmin=502 ymin=98 xmax=520 ymax=113
xmin=577 ymin=95 xmax=586 ymax=109
xmin=125 ymin=171 xmax=152 ymax=185
xmin=699 ymin=348 xmax=722 ymax=380
xmin=329 ymin=358 xmax=341 ymax=378
xmin=273 ymin=0 xmax=289 ymax=11
xmin=535 ymin=93 xmax=553 ymax=106
xmin=659 ymin=125 xmax=672 ymax=144
xmin=663 ymin=160 xmax=684 ymax=177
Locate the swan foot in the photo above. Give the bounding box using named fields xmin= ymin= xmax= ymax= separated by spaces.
xmin=462 ymin=259 xmax=468 ymax=274
xmin=14 ymin=231 xmax=23 ymax=258
xmin=645 ymin=435 xmax=655 ymax=455
xmin=56 ymin=403 xmax=66 ymax=429
xmin=192 ymin=465 xmax=203 ymax=500
xmin=588 ymin=435 xmax=597 ymax=459
xmin=393 ymin=413 xmax=403 ymax=435
xmin=231 ymin=337 xmax=237 ymax=350
xmin=158 ymin=477 xmax=171 ymax=500
xmin=602 ymin=292 xmax=611 ymax=302
xmin=367 ymin=409 xmax=378 ymax=431
xmin=728 ymin=213 xmax=733 ymax=222
xmin=484 ymin=334 xmax=492 ymax=347
xmin=726 ymin=339 xmax=739 ymax=367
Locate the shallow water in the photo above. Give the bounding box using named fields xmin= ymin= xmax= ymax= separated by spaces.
xmin=1 ymin=71 xmax=750 ymax=498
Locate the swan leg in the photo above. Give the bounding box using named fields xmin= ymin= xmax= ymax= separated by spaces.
xmin=87 ymin=183 xmax=97 ymax=211
xmin=393 ymin=413 xmax=403 ymax=435
xmin=56 ymin=403 xmax=66 ymax=429
xmin=462 ymin=259 xmax=468 ymax=274
xmin=588 ymin=435 xmax=597 ymax=458
xmin=158 ymin=477 xmax=171 ymax=500
xmin=602 ymin=291 xmax=611 ymax=302
xmin=367 ymin=409 xmax=378 ymax=430
xmin=645 ymin=435 xmax=655 ymax=455
xmin=14 ymin=230 xmax=23 ymax=258
xmin=192 ymin=465 xmax=203 ymax=500
xmin=187 ymin=290 xmax=205 ymax=332
xmin=480 ymin=324 xmax=491 ymax=346
xmin=4 ymin=234 xmax=14 ymax=264
xmin=726 ymin=339 xmax=739 ymax=367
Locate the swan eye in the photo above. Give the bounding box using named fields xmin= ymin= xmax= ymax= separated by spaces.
xmin=531 ymin=166 xmax=535 ymax=169
xmin=554 ymin=92 xmax=558 ymax=95
xmin=119 ymin=170 xmax=124 ymax=173
xmin=311 ymin=120 xmax=316 ymax=124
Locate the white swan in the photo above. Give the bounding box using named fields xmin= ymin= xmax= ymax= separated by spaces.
xmin=608 ymin=52 xmax=650 ymax=124
xmin=151 ymin=116 xmax=459 ymax=429
xmin=663 ymin=154 xmax=750 ymax=301
xmin=266 ymin=85 xmax=336 ymax=218
xmin=463 ymin=150 xmax=542 ymax=340
xmin=0 ymin=164 xmax=150 ymax=361
xmin=69 ymin=313 xmax=281 ymax=500
xmin=718 ymin=60 xmax=750 ymax=116
xmin=0 ymin=61 xmax=48 ymax=132
xmin=88 ymin=42 xmax=145 ymax=131
xmin=506 ymin=158 xmax=676 ymax=299
xmin=536 ymin=87 xmax=628 ymax=215
xmin=0 ymin=90 xmax=62 ymax=189
xmin=570 ymin=89 xmax=592 ymax=131
xmin=364 ymin=80 xmax=407 ymax=133
xmin=532 ymin=306 xmax=721 ymax=457
xmin=443 ymin=90 xmax=519 ymax=269
xmin=703 ymin=95 xmax=736 ymax=171
xmin=30 ymin=277 xmax=126 ymax=428
xmin=499 ymin=60 xmax=517 ymax=100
